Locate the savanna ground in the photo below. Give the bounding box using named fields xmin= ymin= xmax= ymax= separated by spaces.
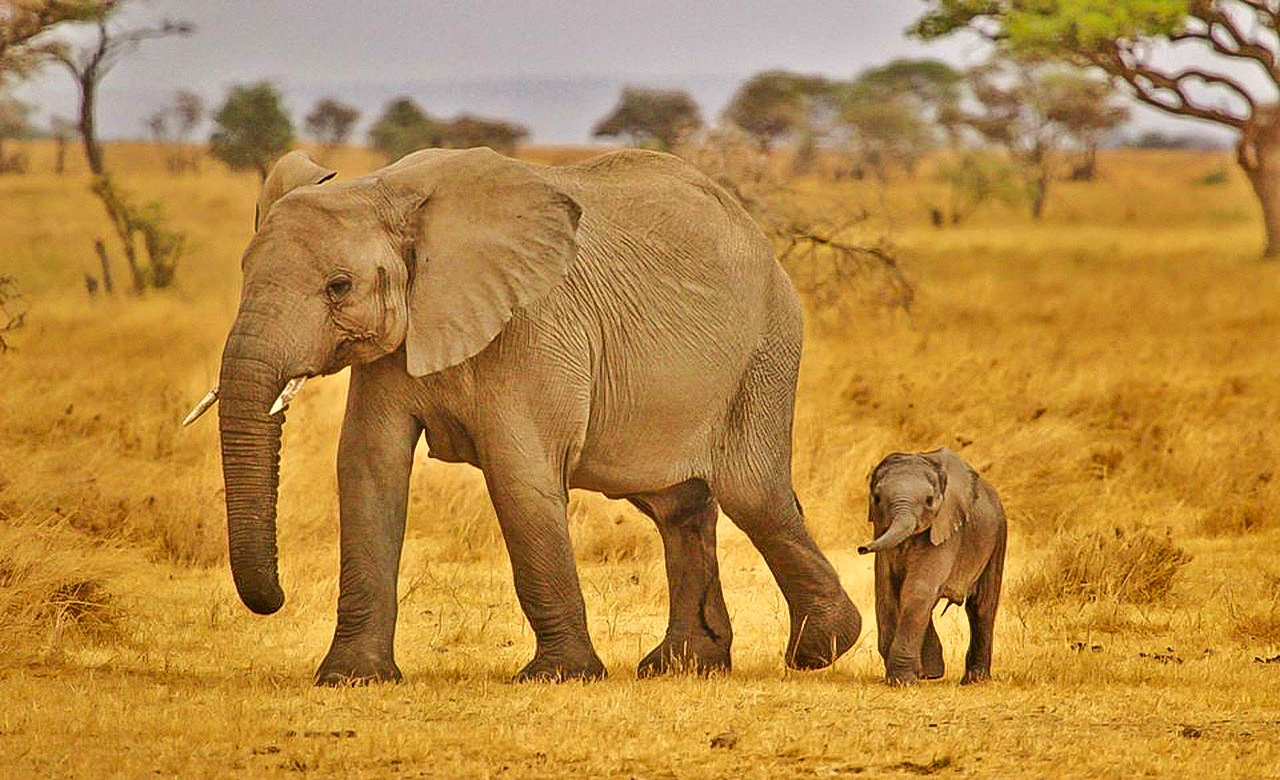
xmin=0 ymin=140 xmax=1278 ymax=778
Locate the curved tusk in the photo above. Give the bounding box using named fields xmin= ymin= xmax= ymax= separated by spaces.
xmin=269 ymin=376 xmax=308 ymax=416
xmin=181 ymin=386 xmax=220 ymax=427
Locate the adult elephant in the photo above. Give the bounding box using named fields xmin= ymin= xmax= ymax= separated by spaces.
xmin=187 ymin=146 xmax=860 ymax=684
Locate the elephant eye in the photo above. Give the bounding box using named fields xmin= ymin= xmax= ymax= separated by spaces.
xmin=872 ymin=492 xmax=881 ymax=505
xmin=925 ymin=495 xmax=937 ymax=509
xmin=326 ymin=276 xmax=353 ymax=301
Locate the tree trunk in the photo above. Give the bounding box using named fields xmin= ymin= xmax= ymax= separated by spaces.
xmin=93 ymin=238 xmax=114 ymax=294
xmin=1030 ymin=172 xmax=1048 ymax=221
xmin=78 ymin=72 xmax=104 ymax=176
xmin=1240 ymin=125 xmax=1280 ymax=260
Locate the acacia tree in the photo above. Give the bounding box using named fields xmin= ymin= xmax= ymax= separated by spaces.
xmin=39 ymin=5 xmax=192 ymax=175
xmin=592 ymin=87 xmax=702 ymax=150
xmin=32 ymin=1 xmax=192 ymax=292
xmin=838 ymin=59 xmax=963 ymax=179
xmin=962 ymin=57 xmax=1128 ymax=219
xmin=368 ymin=97 xmax=444 ymax=161
xmin=305 ymin=96 xmax=359 ymax=156
xmin=722 ymin=70 xmax=834 ymax=151
xmin=209 ymin=81 xmax=294 ymax=179
xmin=916 ymin=0 xmax=1280 ymax=257
xmin=443 ymin=114 xmax=528 ymax=154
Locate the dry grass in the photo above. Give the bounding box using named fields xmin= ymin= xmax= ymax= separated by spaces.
xmin=1015 ymin=527 xmax=1193 ymax=605
xmin=1 ymin=141 xmax=1279 ymax=776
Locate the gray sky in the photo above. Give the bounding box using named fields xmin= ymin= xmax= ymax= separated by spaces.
xmin=14 ymin=0 xmax=1230 ymax=144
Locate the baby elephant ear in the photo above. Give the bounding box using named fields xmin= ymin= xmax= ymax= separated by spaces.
xmin=386 ymin=148 xmax=581 ymax=377
xmin=255 ymin=151 xmax=337 ymax=231
xmin=927 ymin=448 xmax=974 ymax=546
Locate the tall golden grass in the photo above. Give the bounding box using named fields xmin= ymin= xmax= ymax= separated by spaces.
xmin=0 ymin=140 xmax=1277 ymax=776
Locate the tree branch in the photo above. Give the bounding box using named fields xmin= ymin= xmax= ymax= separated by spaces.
xmin=1089 ymin=46 xmax=1251 ymax=129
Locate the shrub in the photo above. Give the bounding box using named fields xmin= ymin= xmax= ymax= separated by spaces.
xmin=0 ymin=518 xmax=120 ymax=660
xmin=1016 ymin=527 xmax=1192 ymax=605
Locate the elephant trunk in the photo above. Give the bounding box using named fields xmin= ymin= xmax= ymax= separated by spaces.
xmin=218 ymin=321 xmax=287 ymax=615
xmin=858 ymin=505 xmax=917 ymax=555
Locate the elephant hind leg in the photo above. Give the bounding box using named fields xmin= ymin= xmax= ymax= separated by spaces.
xmin=627 ymin=479 xmax=732 ymax=678
xmin=962 ymin=528 xmax=1006 ymax=685
xmin=712 ymin=348 xmax=860 ymax=670
xmin=713 ymin=472 xmax=861 ymax=671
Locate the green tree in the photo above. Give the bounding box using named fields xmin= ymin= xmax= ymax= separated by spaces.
xmin=915 ymin=0 xmax=1280 ymax=256
xmin=722 ymin=70 xmax=834 ymax=151
xmin=443 ymin=114 xmax=529 ymax=154
xmin=591 ymin=87 xmax=702 ymax=150
xmin=305 ymin=96 xmax=360 ymax=154
xmin=960 ymin=57 xmax=1127 ymax=219
xmin=838 ymin=59 xmax=963 ymax=178
xmin=368 ymin=97 xmax=444 ymax=161
xmin=0 ymin=92 xmax=32 ymax=164
xmin=210 ymin=81 xmax=294 ymax=179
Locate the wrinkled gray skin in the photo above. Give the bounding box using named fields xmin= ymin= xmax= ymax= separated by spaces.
xmin=215 ymin=147 xmax=861 ymax=685
xmin=859 ymin=448 xmax=1006 ymax=686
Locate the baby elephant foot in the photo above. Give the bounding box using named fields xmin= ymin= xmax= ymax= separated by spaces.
xmin=785 ymin=593 xmax=862 ymax=670
xmin=514 ymin=647 xmax=606 ymax=683
xmin=638 ymin=634 xmax=731 ymax=678
xmin=314 ymin=648 xmax=403 ymax=687
xmin=961 ymin=667 xmax=992 ymax=685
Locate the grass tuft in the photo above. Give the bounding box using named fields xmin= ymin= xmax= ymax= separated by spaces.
xmin=1015 ymin=527 xmax=1192 ymax=605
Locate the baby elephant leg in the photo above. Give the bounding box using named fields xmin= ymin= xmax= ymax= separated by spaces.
xmin=886 ymin=580 xmax=938 ymax=686
xmin=962 ymin=548 xmax=1004 ymax=685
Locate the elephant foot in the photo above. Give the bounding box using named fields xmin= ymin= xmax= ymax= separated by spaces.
xmin=785 ymin=593 xmax=861 ymax=671
xmin=314 ymin=649 xmax=403 ymax=687
xmin=961 ymin=667 xmax=992 ymax=685
xmin=513 ymin=648 xmax=606 ymax=683
xmin=886 ymin=670 xmax=920 ymax=687
xmin=637 ymin=634 xmax=731 ymax=678
xmin=920 ymin=655 xmax=945 ymax=680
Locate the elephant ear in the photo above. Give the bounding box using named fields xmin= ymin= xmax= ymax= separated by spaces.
xmin=926 ymin=448 xmax=976 ymax=546
xmin=255 ymin=151 xmax=337 ymax=231
xmin=386 ymin=148 xmax=581 ymax=377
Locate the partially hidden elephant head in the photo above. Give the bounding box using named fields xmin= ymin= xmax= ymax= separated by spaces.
xmin=194 ymin=148 xmax=582 ymax=615
xmin=858 ymin=448 xmax=977 ymax=554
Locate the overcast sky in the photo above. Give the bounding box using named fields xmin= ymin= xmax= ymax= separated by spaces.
xmin=14 ymin=0 xmax=1230 ymax=144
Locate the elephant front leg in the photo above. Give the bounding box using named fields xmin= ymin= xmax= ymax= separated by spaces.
xmin=885 ymin=580 xmax=940 ymax=686
xmin=315 ymin=401 xmax=421 ymax=686
xmin=483 ymin=458 xmax=605 ymax=682
xmin=874 ymin=554 xmax=900 ymax=667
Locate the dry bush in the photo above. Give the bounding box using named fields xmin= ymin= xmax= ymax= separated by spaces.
xmin=1226 ymin=596 xmax=1280 ymax=645
xmin=1016 ymin=527 xmax=1192 ymax=605
xmin=0 ymin=274 xmax=25 ymax=352
xmin=1222 ymin=571 xmax=1280 ymax=644
xmin=676 ymin=129 xmax=914 ymax=316
xmin=0 ymin=517 xmax=121 ymax=661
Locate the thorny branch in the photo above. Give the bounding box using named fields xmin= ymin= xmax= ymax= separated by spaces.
xmin=684 ymin=134 xmax=915 ymax=313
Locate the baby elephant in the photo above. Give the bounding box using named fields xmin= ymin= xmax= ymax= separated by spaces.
xmin=859 ymin=448 xmax=1007 ymax=686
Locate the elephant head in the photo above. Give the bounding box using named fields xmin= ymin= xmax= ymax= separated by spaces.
xmin=858 ymin=448 xmax=976 ymax=555
xmin=191 ymin=148 xmax=581 ymax=614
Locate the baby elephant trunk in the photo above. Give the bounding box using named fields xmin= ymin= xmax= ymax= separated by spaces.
xmin=858 ymin=510 xmax=916 ymax=555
